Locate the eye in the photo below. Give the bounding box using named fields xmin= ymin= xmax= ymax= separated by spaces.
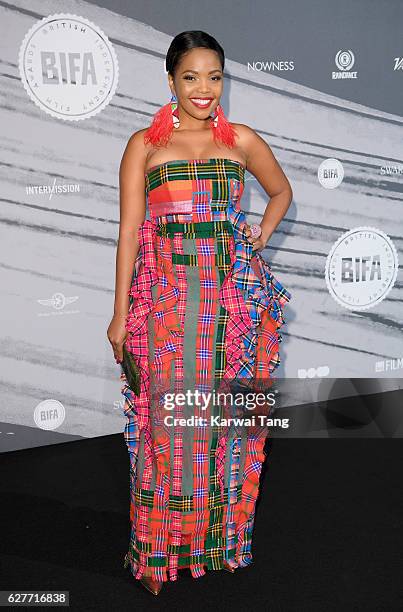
xmin=183 ymin=75 xmax=222 ymax=81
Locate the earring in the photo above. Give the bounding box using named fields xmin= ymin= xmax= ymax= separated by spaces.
xmin=143 ymin=94 xmax=177 ymax=147
xmin=144 ymin=95 xmax=237 ymax=148
xmin=171 ymin=93 xmax=180 ymax=128
xmin=211 ymin=103 xmax=220 ymax=128
xmin=210 ymin=103 xmax=237 ymax=148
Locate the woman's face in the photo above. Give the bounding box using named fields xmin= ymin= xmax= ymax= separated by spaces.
xmin=168 ymin=47 xmax=223 ymax=124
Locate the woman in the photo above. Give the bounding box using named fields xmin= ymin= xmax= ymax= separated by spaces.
xmin=107 ymin=30 xmax=292 ymax=595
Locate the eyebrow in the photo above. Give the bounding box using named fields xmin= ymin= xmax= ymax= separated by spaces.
xmin=180 ymin=69 xmax=222 ymax=74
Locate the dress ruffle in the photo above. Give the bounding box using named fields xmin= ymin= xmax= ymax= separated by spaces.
xmin=120 ymin=219 xmax=184 ymax=422
xmin=120 ymin=219 xmax=181 ymax=581
xmin=214 ymin=187 xmax=292 ymax=499
xmin=218 ymin=196 xmax=291 ymax=386
xmin=121 ymin=220 xmax=157 ymax=429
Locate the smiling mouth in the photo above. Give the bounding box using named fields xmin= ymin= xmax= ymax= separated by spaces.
xmin=190 ymin=98 xmax=213 ymax=108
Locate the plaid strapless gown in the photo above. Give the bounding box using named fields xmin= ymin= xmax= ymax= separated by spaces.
xmin=120 ymin=158 xmax=291 ymax=582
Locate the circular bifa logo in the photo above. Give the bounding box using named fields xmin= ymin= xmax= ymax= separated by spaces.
xmin=318 ymin=158 xmax=344 ymax=189
xmin=325 ymin=226 xmax=398 ymax=311
xmin=34 ymin=399 xmax=66 ymax=430
xmin=18 ymin=13 xmax=119 ymax=121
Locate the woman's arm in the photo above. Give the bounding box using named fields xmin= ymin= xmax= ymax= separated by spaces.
xmin=236 ymin=124 xmax=293 ymax=251
xmin=107 ymin=129 xmax=148 ymax=363
xmin=113 ymin=129 xmax=148 ymax=317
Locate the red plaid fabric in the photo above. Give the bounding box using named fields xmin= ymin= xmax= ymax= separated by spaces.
xmin=120 ymin=159 xmax=291 ymax=582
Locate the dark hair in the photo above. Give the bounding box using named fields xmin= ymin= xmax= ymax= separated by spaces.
xmin=165 ymin=30 xmax=225 ymax=76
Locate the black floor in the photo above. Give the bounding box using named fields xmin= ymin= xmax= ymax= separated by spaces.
xmin=1 ymin=394 xmax=403 ymax=611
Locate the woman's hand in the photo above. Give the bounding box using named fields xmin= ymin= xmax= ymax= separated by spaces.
xmin=107 ymin=314 xmax=128 ymax=364
xmin=242 ymin=222 xmax=269 ymax=252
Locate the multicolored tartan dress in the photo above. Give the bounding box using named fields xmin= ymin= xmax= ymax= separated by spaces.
xmin=120 ymin=158 xmax=291 ymax=582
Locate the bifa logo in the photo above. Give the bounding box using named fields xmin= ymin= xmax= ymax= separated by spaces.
xmin=34 ymin=399 xmax=66 ymax=430
xmin=318 ymin=158 xmax=344 ymax=189
xmin=18 ymin=13 xmax=119 ymax=121
xmin=325 ymin=227 xmax=398 ymax=311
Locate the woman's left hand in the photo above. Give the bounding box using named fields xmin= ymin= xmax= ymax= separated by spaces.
xmin=243 ymin=222 xmax=269 ymax=252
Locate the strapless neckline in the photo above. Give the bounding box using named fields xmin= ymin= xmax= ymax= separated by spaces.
xmin=144 ymin=157 xmax=246 ymax=177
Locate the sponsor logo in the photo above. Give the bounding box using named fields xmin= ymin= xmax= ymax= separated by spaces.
xmin=26 ymin=178 xmax=80 ymax=199
xmin=37 ymin=292 xmax=79 ymax=316
xmin=375 ymin=358 xmax=403 ymax=373
xmin=298 ymin=366 xmax=330 ymax=378
xmin=247 ymin=60 xmax=295 ymax=72
xmin=332 ymin=49 xmax=357 ymax=79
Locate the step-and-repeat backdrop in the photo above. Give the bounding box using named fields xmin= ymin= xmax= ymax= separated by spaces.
xmin=1 ymin=1 xmax=402 ymax=449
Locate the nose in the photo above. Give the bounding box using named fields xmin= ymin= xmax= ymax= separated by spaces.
xmin=196 ymin=80 xmax=211 ymax=94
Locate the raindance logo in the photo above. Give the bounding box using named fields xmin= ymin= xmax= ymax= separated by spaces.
xmin=18 ymin=13 xmax=119 ymax=121
xmin=332 ymin=49 xmax=357 ymax=79
xmin=325 ymin=226 xmax=398 ymax=311
xmin=318 ymin=158 xmax=344 ymax=189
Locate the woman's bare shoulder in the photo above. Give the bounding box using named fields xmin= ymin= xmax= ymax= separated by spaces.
xmin=121 ymin=129 xmax=150 ymax=170
xmin=230 ymin=122 xmax=255 ymax=134
xmin=125 ymin=128 xmax=149 ymax=151
xmin=230 ymin=123 xmax=263 ymax=158
xmin=231 ymin=122 xmax=260 ymax=145
xmin=231 ymin=122 xmax=274 ymax=163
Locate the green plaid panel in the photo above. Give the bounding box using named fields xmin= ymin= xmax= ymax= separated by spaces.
xmin=128 ymin=544 xmax=238 ymax=569
xmin=156 ymin=219 xmax=233 ymax=237
xmin=172 ymin=252 xmax=232 ymax=267
xmin=134 ymin=485 xmax=242 ymax=509
xmin=169 ymin=494 xmax=193 ymax=512
xmin=134 ymin=488 xmax=154 ymax=507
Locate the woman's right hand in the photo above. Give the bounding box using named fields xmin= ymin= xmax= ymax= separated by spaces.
xmin=107 ymin=314 xmax=128 ymax=364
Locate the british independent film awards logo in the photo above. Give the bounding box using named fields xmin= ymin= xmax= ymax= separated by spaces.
xmin=34 ymin=399 xmax=66 ymax=430
xmin=18 ymin=13 xmax=119 ymax=121
xmin=325 ymin=227 xmax=398 ymax=311
xmin=318 ymin=158 xmax=344 ymax=189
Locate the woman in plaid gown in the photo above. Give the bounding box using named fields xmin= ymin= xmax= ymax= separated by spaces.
xmin=107 ymin=31 xmax=292 ymax=594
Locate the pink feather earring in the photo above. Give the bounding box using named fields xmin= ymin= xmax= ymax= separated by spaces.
xmin=210 ymin=103 xmax=237 ymax=148
xmin=144 ymin=94 xmax=237 ymax=148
